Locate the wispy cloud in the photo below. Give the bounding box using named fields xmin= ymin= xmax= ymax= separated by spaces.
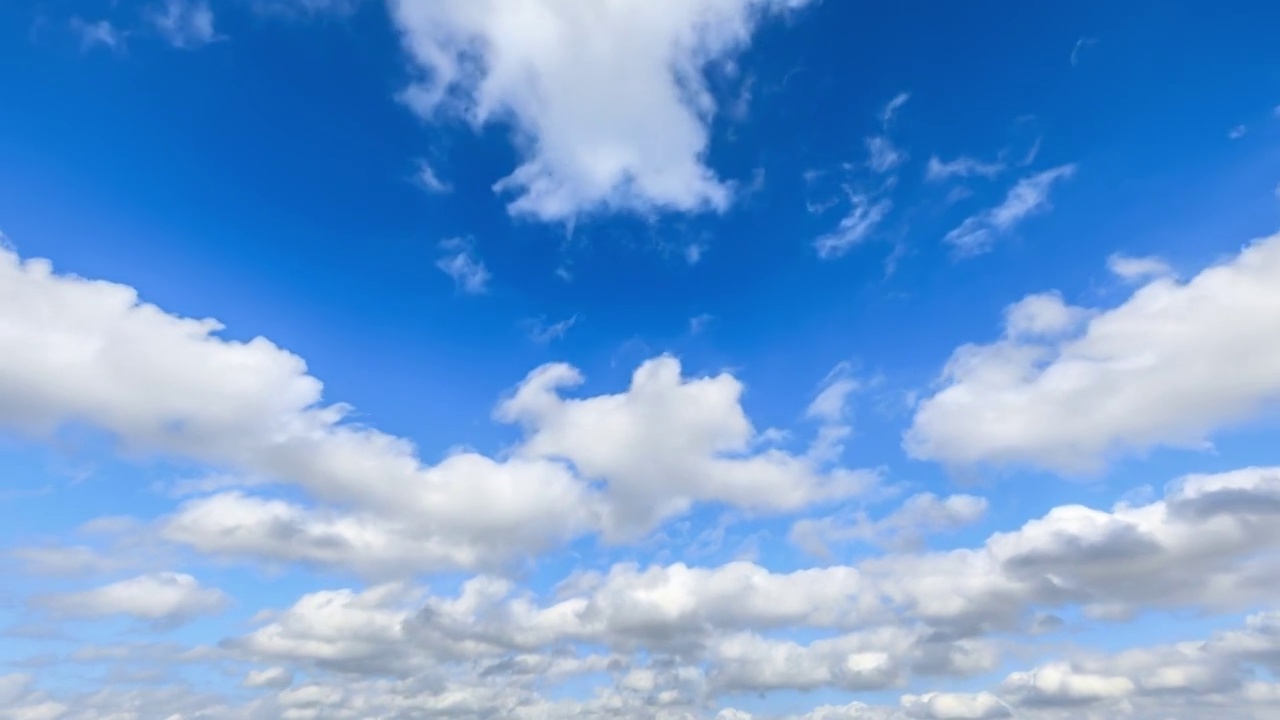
xmin=70 ymin=18 xmax=124 ymax=51
xmin=435 ymin=237 xmax=490 ymax=294
xmin=1228 ymin=124 xmax=1248 ymax=140
xmin=414 ymin=159 xmax=452 ymax=194
xmin=880 ymin=91 xmax=910 ymax=126
xmin=1070 ymin=36 xmax=1098 ymax=66
xmin=865 ymin=135 xmax=904 ymax=174
xmin=944 ymin=163 xmax=1077 ymax=256
xmin=814 ymin=193 xmax=892 ymax=259
xmin=688 ymin=313 xmax=714 ymax=336
xmin=524 ymin=315 xmax=578 ymax=344
xmin=149 ymin=0 xmax=218 ymax=49
xmin=925 ymin=155 xmax=1005 ymax=182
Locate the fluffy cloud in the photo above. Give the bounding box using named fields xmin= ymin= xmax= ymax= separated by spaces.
xmin=900 ymin=692 xmax=1009 ymax=719
xmin=1 ymin=247 xmax=879 ymax=572
xmin=390 ymin=0 xmax=812 ymax=221
xmin=907 ymin=233 xmax=1280 ymax=472
xmin=498 ymin=357 xmax=876 ymax=537
xmin=35 ymin=572 xmax=229 ymax=626
xmin=944 ymin=164 xmax=1076 ymax=256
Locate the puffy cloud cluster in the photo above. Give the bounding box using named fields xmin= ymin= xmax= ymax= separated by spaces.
xmin=908 ymin=232 xmax=1280 ymax=472
xmin=0 ymin=246 xmax=874 ymax=576
xmin=390 ymin=0 xmax=813 ymax=222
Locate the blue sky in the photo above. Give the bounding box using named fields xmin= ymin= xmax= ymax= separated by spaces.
xmin=1 ymin=0 xmax=1280 ymax=718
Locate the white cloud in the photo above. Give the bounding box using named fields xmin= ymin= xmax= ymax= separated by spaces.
xmin=1106 ymin=253 xmax=1174 ymax=282
xmin=901 ymin=692 xmax=1010 ymax=719
xmin=497 ymin=356 xmax=877 ymax=538
xmin=436 ymin=237 xmax=491 ymax=294
xmin=148 ymin=0 xmax=218 ymax=49
xmin=1228 ymin=124 xmax=1247 ymax=140
xmin=881 ymin=92 xmax=911 ymax=126
xmin=524 ymin=314 xmax=578 ymax=344
xmin=944 ymin=164 xmax=1077 ymax=256
xmin=907 ymin=233 xmax=1280 ymax=472
xmin=790 ymin=492 xmax=988 ymax=555
xmin=36 ymin=572 xmax=228 ymax=626
xmin=0 ymin=246 xmax=882 ymax=573
xmin=925 ymin=156 xmax=1005 ymax=182
xmin=414 ymin=159 xmax=452 ymax=194
xmin=242 ymin=667 xmax=294 ymax=689
xmin=390 ymin=0 xmax=813 ymax=222
xmin=867 ymin=136 xmax=905 ymax=174
xmin=70 ymin=18 xmax=124 ymax=51
xmin=1070 ymin=37 xmax=1098 ymax=67
xmin=814 ymin=194 xmax=892 ymax=259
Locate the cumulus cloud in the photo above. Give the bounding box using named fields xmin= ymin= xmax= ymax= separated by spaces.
xmin=242 ymin=666 xmax=294 ymax=689
xmin=907 ymin=233 xmax=1280 ymax=472
xmin=944 ymin=164 xmax=1077 ymax=256
xmin=790 ymin=492 xmax=989 ymax=556
xmin=0 ymin=246 xmax=879 ymax=573
xmin=35 ymin=572 xmax=228 ymax=626
xmin=390 ymin=0 xmax=813 ymax=222
xmin=498 ymin=356 xmax=877 ymax=538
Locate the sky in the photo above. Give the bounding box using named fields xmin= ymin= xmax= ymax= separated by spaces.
xmin=1 ymin=0 xmax=1280 ymax=718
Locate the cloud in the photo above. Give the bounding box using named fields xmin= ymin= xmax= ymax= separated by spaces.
xmin=1228 ymin=124 xmax=1248 ymax=140
xmin=943 ymin=164 xmax=1076 ymax=256
xmin=0 ymin=245 xmax=880 ymax=572
xmin=1106 ymin=253 xmax=1174 ymax=283
xmin=148 ymin=0 xmax=218 ymax=49
xmin=814 ymin=194 xmax=892 ymax=259
xmin=414 ymin=159 xmax=452 ymax=194
xmin=901 ymin=692 xmax=1010 ymax=719
xmin=907 ymin=233 xmax=1280 ymax=472
xmin=389 ymin=0 xmax=814 ymax=222
xmin=790 ymin=492 xmax=988 ymax=555
xmin=881 ymin=92 xmax=911 ymax=126
xmin=867 ymin=136 xmax=905 ymax=174
xmin=524 ymin=314 xmax=578 ymax=344
xmin=70 ymin=18 xmax=124 ymax=51
xmin=925 ymin=156 xmax=1005 ymax=183
xmin=242 ymin=667 xmax=294 ymax=689
xmin=1070 ymin=37 xmax=1098 ymax=66
xmin=35 ymin=572 xmax=228 ymax=626
xmin=497 ymin=355 xmax=878 ymax=538
xmin=436 ymin=237 xmax=491 ymax=294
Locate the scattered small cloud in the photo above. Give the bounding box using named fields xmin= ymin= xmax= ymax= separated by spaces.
xmin=880 ymin=91 xmax=910 ymax=126
xmin=688 ymin=314 xmax=714 ymax=336
xmin=1228 ymin=125 xmax=1248 ymax=140
xmin=684 ymin=243 xmax=707 ymax=265
xmin=148 ymin=0 xmax=218 ymax=49
xmin=1107 ymin=253 xmax=1175 ymax=283
xmin=814 ymin=193 xmax=892 ymax=259
xmin=435 ymin=237 xmax=490 ymax=295
xmin=865 ymin=135 xmax=905 ymax=174
xmin=414 ymin=159 xmax=452 ymax=194
xmin=1070 ymin=36 xmax=1098 ymax=66
xmin=70 ymin=18 xmax=124 ymax=51
xmin=944 ymin=163 xmax=1077 ymax=257
xmin=925 ymin=155 xmax=1005 ymax=182
xmin=524 ymin=315 xmax=578 ymax=344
